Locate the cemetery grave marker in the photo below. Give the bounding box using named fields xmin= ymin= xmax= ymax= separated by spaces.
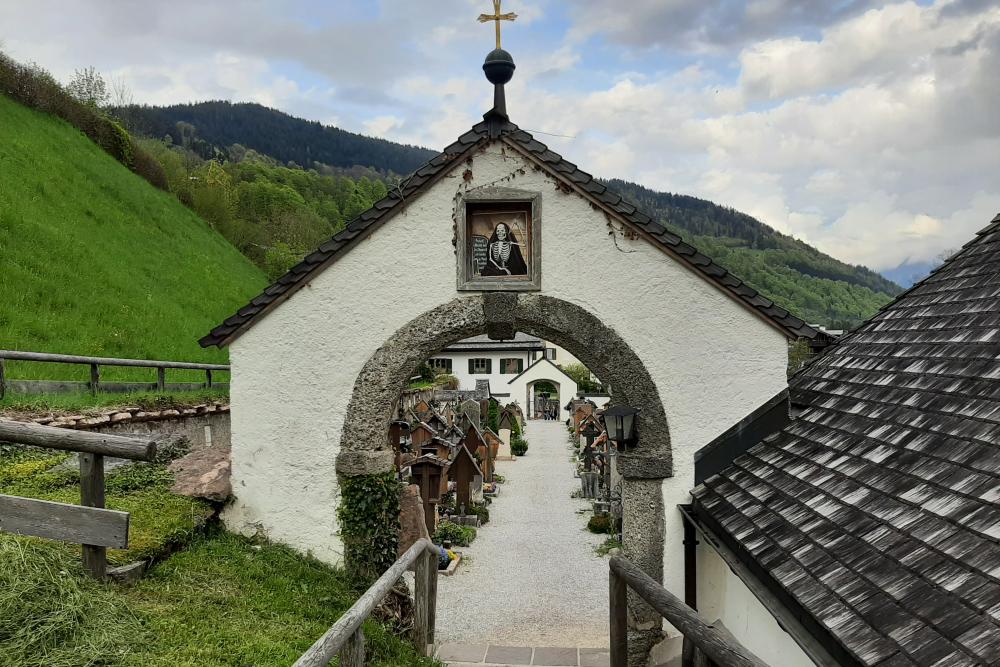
xmin=448 ymin=445 xmax=482 ymax=514
xmin=409 ymin=454 xmax=450 ymax=533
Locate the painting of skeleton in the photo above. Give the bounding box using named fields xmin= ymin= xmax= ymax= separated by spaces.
xmin=468 ymin=207 xmax=531 ymax=279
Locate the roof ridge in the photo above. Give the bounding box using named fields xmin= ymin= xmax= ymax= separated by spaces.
xmin=201 ymin=120 xmax=817 ymax=347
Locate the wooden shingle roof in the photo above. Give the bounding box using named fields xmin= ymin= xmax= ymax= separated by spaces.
xmin=200 ymin=118 xmax=817 ymax=348
xmin=692 ymin=213 xmax=1000 ymax=666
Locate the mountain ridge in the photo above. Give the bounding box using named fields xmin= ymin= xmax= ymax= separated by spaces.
xmin=121 ymin=101 xmax=900 ymax=328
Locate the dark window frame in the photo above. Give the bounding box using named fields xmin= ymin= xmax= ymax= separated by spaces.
xmin=469 ymin=358 xmax=492 ymax=374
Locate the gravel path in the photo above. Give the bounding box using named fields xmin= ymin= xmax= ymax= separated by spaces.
xmin=435 ymin=420 xmax=610 ymax=647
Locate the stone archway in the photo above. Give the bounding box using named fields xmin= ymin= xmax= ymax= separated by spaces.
xmin=526 ymin=378 xmax=560 ymax=419
xmin=335 ymin=292 xmax=671 ymax=656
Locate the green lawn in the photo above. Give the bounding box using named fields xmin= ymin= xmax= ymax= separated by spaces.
xmin=0 ymin=93 xmax=267 ymax=381
xmin=0 ymin=447 xmax=437 ymax=666
xmin=0 ymin=388 xmax=230 ymax=415
xmin=0 ymin=447 xmax=214 ymax=566
xmin=0 ymin=532 xmax=438 ymax=667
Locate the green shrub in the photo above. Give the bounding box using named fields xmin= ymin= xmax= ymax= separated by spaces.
xmin=432 ymin=521 xmax=476 ymax=547
xmin=0 ymin=51 xmax=167 ymax=190
xmin=510 ymin=436 xmax=529 ymax=456
xmin=587 ymin=515 xmax=611 ymax=534
xmin=337 ymin=473 xmax=400 ymax=587
xmin=469 ymin=503 xmax=490 ymax=525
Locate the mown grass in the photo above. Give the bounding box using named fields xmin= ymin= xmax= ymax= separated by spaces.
xmin=0 ymin=93 xmax=266 ymax=381
xmin=0 ymin=532 xmax=439 ymax=667
xmin=0 ymin=388 xmax=230 ymax=415
xmin=0 ymin=447 xmax=214 ymax=565
xmin=0 ymin=446 xmax=438 ymax=666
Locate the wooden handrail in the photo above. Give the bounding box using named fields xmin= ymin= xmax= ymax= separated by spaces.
xmin=294 ymin=538 xmax=440 ymax=666
xmin=0 ymin=419 xmax=160 ymax=579
xmin=0 ymin=420 xmax=158 ymax=461
xmin=0 ymin=349 xmax=229 ymax=398
xmin=609 ymin=555 xmax=768 ymax=667
xmin=0 ymin=350 xmax=229 ymax=371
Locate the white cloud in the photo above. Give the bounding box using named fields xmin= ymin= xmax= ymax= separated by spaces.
xmin=0 ymin=0 xmax=997 ymax=276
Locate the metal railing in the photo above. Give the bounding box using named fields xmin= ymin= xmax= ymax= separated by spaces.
xmin=609 ymin=554 xmax=768 ymax=667
xmin=294 ymin=538 xmax=440 ymax=666
xmin=0 ymin=350 xmax=229 ymax=398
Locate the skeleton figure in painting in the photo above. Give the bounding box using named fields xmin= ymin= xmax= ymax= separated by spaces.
xmin=482 ymin=221 xmax=528 ymax=276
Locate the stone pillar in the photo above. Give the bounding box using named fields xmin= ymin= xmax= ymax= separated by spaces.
xmin=620 ymin=466 xmax=667 ymax=667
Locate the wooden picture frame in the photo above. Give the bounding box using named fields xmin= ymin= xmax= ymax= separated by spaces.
xmin=457 ymin=188 xmax=542 ymax=291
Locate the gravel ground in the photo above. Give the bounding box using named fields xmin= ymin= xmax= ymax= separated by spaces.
xmin=435 ymin=420 xmax=610 ymax=647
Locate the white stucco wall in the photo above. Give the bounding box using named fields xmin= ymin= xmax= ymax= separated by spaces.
xmin=697 ymin=543 xmax=817 ymax=666
xmin=225 ymin=140 xmax=789 ymax=575
xmin=506 ymin=359 xmax=579 ymax=421
xmin=428 ymin=349 xmax=531 ymax=393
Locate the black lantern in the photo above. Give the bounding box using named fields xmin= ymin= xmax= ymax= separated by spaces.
xmin=602 ymin=405 xmax=639 ymax=451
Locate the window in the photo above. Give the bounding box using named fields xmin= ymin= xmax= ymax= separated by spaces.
xmin=545 ymin=348 xmax=557 ymax=360
xmin=469 ymin=358 xmax=492 ymax=374
xmin=501 ymin=358 xmax=524 ymax=374
xmin=430 ymin=358 xmax=453 ymax=373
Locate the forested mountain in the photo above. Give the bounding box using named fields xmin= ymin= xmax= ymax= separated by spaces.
xmin=123 ymin=101 xmax=900 ymax=328
xmin=605 ymin=181 xmax=899 ymax=296
xmin=606 ymin=181 xmax=901 ymax=328
xmin=120 ymin=101 xmax=436 ymax=176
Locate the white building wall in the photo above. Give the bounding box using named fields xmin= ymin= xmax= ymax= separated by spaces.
xmin=506 ymin=360 xmax=579 ymax=421
xmin=226 ymin=142 xmax=789 ymax=580
xmin=697 ymin=544 xmax=817 ymax=666
xmin=429 ymin=349 xmax=531 ymax=394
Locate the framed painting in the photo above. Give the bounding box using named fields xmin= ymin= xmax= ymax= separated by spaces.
xmin=457 ymin=188 xmax=541 ymax=291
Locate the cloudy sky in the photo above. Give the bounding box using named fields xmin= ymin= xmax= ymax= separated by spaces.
xmin=2 ymin=0 xmax=998 ymax=282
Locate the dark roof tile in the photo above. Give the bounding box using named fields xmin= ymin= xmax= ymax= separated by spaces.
xmin=693 ymin=211 xmax=1000 ymax=666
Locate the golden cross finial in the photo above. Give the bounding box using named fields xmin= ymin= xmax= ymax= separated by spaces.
xmin=478 ymin=0 xmax=517 ymax=50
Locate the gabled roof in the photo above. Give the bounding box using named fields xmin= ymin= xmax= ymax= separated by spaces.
xmin=200 ymin=118 xmax=817 ymax=348
xmin=506 ymin=357 xmax=576 ymax=385
xmin=691 ymin=213 xmax=1000 ymax=666
xmin=441 ymin=333 xmax=545 ymax=352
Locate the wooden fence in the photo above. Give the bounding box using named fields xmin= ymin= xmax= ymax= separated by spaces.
xmin=0 ymin=350 xmax=229 ymax=399
xmin=609 ymin=554 xmax=768 ymax=667
xmin=294 ymin=539 xmax=440 ymax=666
xmin=0 ymin=420 xmax=158 ymax=579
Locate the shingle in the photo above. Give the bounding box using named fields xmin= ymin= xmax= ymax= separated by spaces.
xmin=692 ymin=211 xmax=1000 ymax=666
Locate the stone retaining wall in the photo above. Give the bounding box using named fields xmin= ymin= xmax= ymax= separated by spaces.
xmin=25 ymin=403 xmax=231 ymax=451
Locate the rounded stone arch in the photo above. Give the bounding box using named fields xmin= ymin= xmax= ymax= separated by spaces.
xmin=335 ymin=292 xmax=671 ymax=654
xmin=336 ymin=293 xmax=672 ymax=478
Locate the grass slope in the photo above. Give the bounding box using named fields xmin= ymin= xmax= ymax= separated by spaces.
xmin=0 ymin=447 xmax=437 ymax=666
xmin=0 ymin=94 xmax=266 ymax=380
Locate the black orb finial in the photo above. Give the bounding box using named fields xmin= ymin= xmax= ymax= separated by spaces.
xmin=483 ymin=48 xmax=515 ymax=85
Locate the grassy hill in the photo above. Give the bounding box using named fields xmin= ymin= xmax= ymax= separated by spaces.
xmin=0 ymin=94 xmax=267 ymax=380
xmin=606 ymin=180 xmax=900 ymax=328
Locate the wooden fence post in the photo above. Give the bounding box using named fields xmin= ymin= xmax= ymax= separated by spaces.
xmin=610 ymin=567 xmax=628 ymax=667
xmin=425 ymin=547 xmax=438 ymax=647
xmin=156 ymin=367 xmax=166 ymax=391
xmin=340 ymin=627 xmax=365 ymax=667
xmin=89 ymin=363 xmax=100 ymax=395
xmin=79 ymin=452 xmax=106 ymax=579
xmin=205 ymin=369 xmax=213 ymax=389
xmin=414 ymin=548 xmax=435 ymax=656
